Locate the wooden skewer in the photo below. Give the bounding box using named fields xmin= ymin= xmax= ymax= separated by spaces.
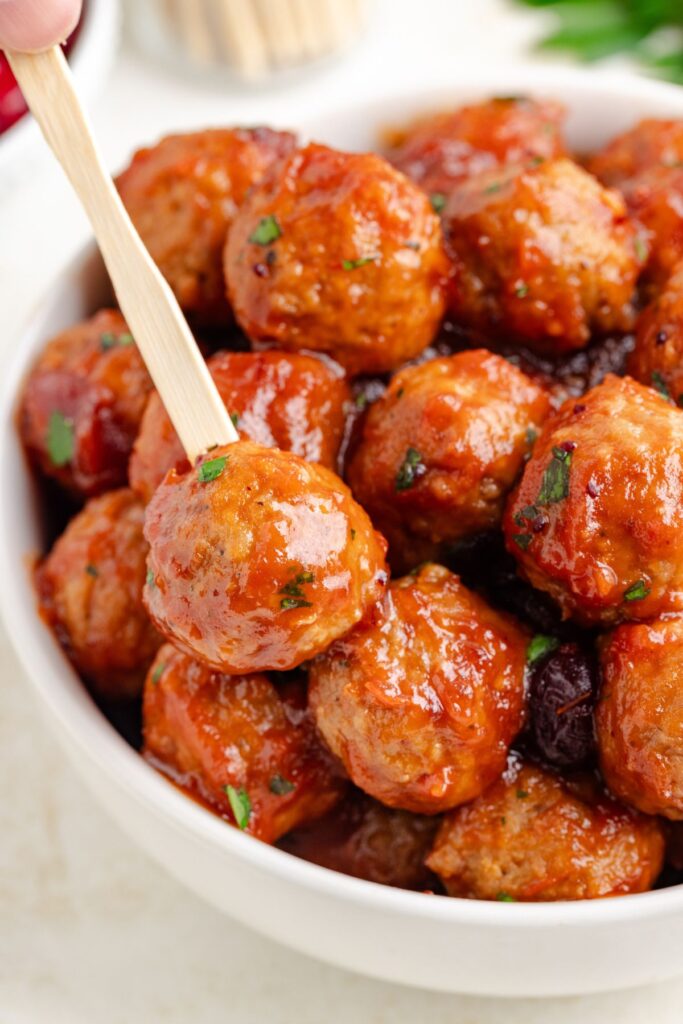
xmin=6 ymin=46 xmax=238 ymax=464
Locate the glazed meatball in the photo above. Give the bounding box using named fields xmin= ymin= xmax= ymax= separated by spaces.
xmin=38 ymin=489 xmax=162 ymax=699
xmin=426 ymin=756 xmax=664 ymax=901
xmin=278 ymin=790 xmax=438 ymax=890
xmin=621 ymin=166 xmax=683 ymax=289
xmin=143 ymin=644 xmax=343 ymax=843
xmin=20 ymin=310 xmax=153 ymax=497
xmin=130 ymin=349 xmax=350 ymax=502
xmin=597 ymin=616 xmax=683 ymax=820
xmin=587 ymin=119 xmax=683 ymax=188
xmin=444 ymin=158 xmax=641 ymax=355
xmin=117 ymin=127 xmax=297 ymax=325
xmin=347 ymin=350 xmax=549 ymax=565
xmin=308 ymin=563 xmax=527 ymax=815
xmin=386 ymin=95 xmax=566 ymax=203
xmin=224 ymin=143 xmax=449 ymax=375
xmin=629 ymin=261 xmax=683 ymax=404
xmin=144 ymin=440 xmax=388 ymax=673
xmin=504 ymin=374 xmax=683 ymax=626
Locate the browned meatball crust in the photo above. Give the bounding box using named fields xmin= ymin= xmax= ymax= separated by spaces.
xmin=587 ymin=118 xmax=683 ymax=188
xmin=629 ymin=261 xmax=683 ymax=404
xmin=117 ymin=127 xmax=297 ymax=324
xmin=38 ymin=489 xmax=162 ymax=699
xmin=504 ymin=374 xmax=683 ymax=626
xmin=444 ymin=158 xmax=641 ymax=355
xmin=597 ymin=616 xmax=683 ymax=820
xmin=309 ymin=564 xmax=527 ymax=815
xmin=225 ymin=143 xmax=449 ymax=375
xmin=426 ymin=756 xmax=665 ymax=901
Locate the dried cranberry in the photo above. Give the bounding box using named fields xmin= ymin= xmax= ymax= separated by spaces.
xmin=528 ymin=642 xmax=597 ymax=769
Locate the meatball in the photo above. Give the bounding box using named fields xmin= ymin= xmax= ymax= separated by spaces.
xmin=386 ymin=95 xmax=566 ymax=203
xmin=37 ymin=489 xmax=162 ymax=699
xmin=130 ymin=349 xmax=350 ymax=502
xmin=629 ymin=261 xmax=683 ymax=405
xmin=587 ymin=119 xmax=683 ymax=188
xmin=278 ymin=790 xmax=438 ymax=890
xmin=444 ymin=158 xmax=641 ymax=355
xmin=426 ymin=756 xmax=664 ymax=901
xmin=347 ymin=350 xmax=549 ymax=565
xmin=597 ymin=616 xmax=683 ymax=820
xmin=622 ymin=166 xmax=683 ymax=289
xmin=117 ymin=127 xmax=297 ymax=325
xmin=144 ymin=440 xmax=388 ymax=673
xmin=143 ymin=644 xmax=343 ymax=843
xmin=20 ymin=310 xmax=153 ymax=497
xmin=308 ymin=563 xmax=527 ymax=815
xmin=224 ymin=143 xmax=449 ymax=375
xmin=504 ymin=374 xmax=683 ymax=626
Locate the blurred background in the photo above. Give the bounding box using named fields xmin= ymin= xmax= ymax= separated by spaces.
xmin=2 ymin=2 xmax=683 ymax=1022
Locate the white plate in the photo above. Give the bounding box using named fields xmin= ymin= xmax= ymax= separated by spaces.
xmin=3 ymin=67 xmax=683 ymax=998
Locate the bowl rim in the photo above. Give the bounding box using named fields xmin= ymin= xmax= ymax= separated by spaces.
xmin=4 ymin=62 xmax=683 ymax=931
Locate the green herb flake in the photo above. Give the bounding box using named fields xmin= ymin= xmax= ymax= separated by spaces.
xmin=197 ymin=455 xmax=227 ymax=483
xmin=249 ymin=215 xmax=282 ymax=245
xmin=430 ymin=192 xmax=447 ymax=214
xmin=342 ymin=255 xmax=378 ymax=271
xmin=624 ymin=579 xmax=650 ymax=602
xmin=496 ymin=891 xmax=517 ymax=902
xmin=85 ymin=564 xmax=99 ymax=578
xmin=536 ymin=445 xmax=573 ymax=505
xmin=403 ymin=240 xmax=421 ymax=251
xmin=512 ymin=532 xmax=532 ymax=551
xmin=146 ymin=569 xmax=155 ymax=588
xmin=527 ymin=634 xmax=559 ymax=664
xmin=354 ymin=392 xmax=368 ymax=410
xmin=525 ymin=427 xmax=538 ymax=447
xmin=46 ymin=411 xmax=75 ymax=467
xmin=230 ymin=411 xmax=240 ymax=427
xmin=484 ymin=181 xmax=502 ymax=195
xmin=395 ymin=447 xmax=424 ymax=491
xmin=151 ymin=662 xmax=165 ymax=684
xmin=224 ymin=785 xmax=251 ymax=829
xmin=652 ymin=371 xmax=672 ymax=402
xmin=100 ymin=331 xmax=134 ymax=350
xmin=634 ymin=236 xmax=648 ymax=263
xmin=516 ymin=790 xmax=529 ymax=800
xmin=515 ymin=282 xmax=529 ymax=298
xmin=280 ymin=570 xmax=315 ymax=600
xmin=280 ymin=596 xmax=313 ymax=611
xmin=269 ymin=774 xmax=295 ymax=796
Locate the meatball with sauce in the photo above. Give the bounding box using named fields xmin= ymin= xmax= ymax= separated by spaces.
xmin=426 ymin=756 xmax=665 ymax=901
xmin=347 ymin=350 xmax=549 ymax=566
xmin=504 ymin=374 xmax=683 ymax=626
xmin=144 ymin=440 xmax=388 ymax=674
xmin=20 ymin=310 xmax=153 ymax=498
xmin=386 ymin=95 xmax=566 ymax=204
xmin=308 ymin=563 xmax=527 ymax=815
xmin=37 ymin=489 xmax=162 ymax=699
xmin=117 ymin=127 xmax=297 ymax=325
xmin=143 ymin=644 xmax=344 ymax=843
xmin=597 ymin=616 xmax=683 ymax=820
xmin=224 ymin=143 xmax=449 ymax=376
xmin=130 ymin=349 xmax=350 ymax=502
xmin=587 ymin=118 xmax=683 ymax=189
xmin=628 ymin=261 xmax=683 ymax=405
xmin=444 ymin=158 xmax=641 ymax=355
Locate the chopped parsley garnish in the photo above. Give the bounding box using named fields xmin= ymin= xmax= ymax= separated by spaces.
xmin=146 ymin=569 xmax=155 ymax=587
xmin=249 ymin=215 xmax=281 ymax=245
xmin=516 ymin=790 xmax=529 ymax=800
xmin=280 ymin=597 xmax=312 ymax=610
xmin=224 ymin=785 xmax=251 ymax=829
xmin=197 ymin=455 xmax=227 ymax=483
xmin=512 ymin=533 xmax=532 ymax=550
xmin=536 ymin=445 xmax=573 ymax=505
xmin=342 ymin=256 xmax=378 ymax=271
xmin=230 ymin=411 xmax=240 ymax=427
xmin=430 ymin=192 xmax=447 ymax=214
xmin=403 ymin=240 xmax=421 ymax=251
xmin=484 ymin=181 xmax=502 ymax=194
xmin=85 ymin=564 xmax=99 ymax=578
xmin=652 ymin=371 xmax=672 ymax=402
xmin=269 ymin=774 xmax=295 ymax=796
xmin=527 ymin=634 xmax=559 ymax=664
xmin=395 ymin=447 xmax=425 ymax=491
xmin=151 ymin=662 xmax=165 ymax=684
xmin=634 ymin=236 xmax=648 ymax=263
xmin=496 ymin=891 xmax=517 ymax=902
xmin=525 ymin=427 xmax=538 ymax=447
xmin=279 ymin=568 xmax=315 ymax=610
xmin=515 ymin=282 xmax=529 ymax=298
xmin=624 ymin=579 xmax=650 ymax=602
xmin=354 ymin=392 xmax=368 ymax=410
xmin=46 ymin=411 xmax=75 ymax=467
xmin=100 ymin=331 xmax=134 ymax=350
xmin=512 ymin=504 xmax=541 ymax=552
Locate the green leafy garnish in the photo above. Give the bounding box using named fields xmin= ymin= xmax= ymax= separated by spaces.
xmin=146 ymin=569 xmax=155 ymax=587
xmin=354 ymin=392 xmax=368 ymax=410
xmin=85 ymin=564 xmax=99 ymax=578
xmin=46 ymin=411 xmax=75 ymax=467
xmin=513 ymin=533 xmax=532 ymax=550
xmin=280 ymin=570 xmax=314 ymax=600
xmin=342 ymin=256 xmax=378 ymax=271
xmin=516 ymin=790 xmax=529 ymax=800
xmin=280 ymin=597 xmax=313 ymax=611
xmin=515 ymin=282 xmax=529 ymax=298
xmin=527 ymin=634 xmax=559 ymax=664
xmin=430 ymin=192 xmax=447 ymax=214
xmin=525 ymin=427 xmax=538 ymax=447
xmin=225 ymin=785 xmax=251 ymax=829
xmin=197 ymin=455 xmax=227 ymax=483
xmin=269 ymin=774 xmax=295 ymax=796
xmin=652 ymin=371 xmax=672 ymax=402
xmin=230 ymin=411 xmax=240 ymax=427
xmin=536 ymin=445 xmax=573 ymax=505
xmin=395 ymin=447 xmax=425 ymax=491
xmin=634 ymin=236 xmax=648 ymax=263
xmin=624 ymin=579 xmax=650 ymax=602
xmin=151 ymin=662 xmax=165 ymax=684
xmin=100 ymin=331 xmax=134 ymax=350
xmin=496 ymin=891 xmax=517 ymax=902
xmin=484 ymin=181 xmax=502 ymax=194
xmin=249 ymin=215 xmax=281 ymax=245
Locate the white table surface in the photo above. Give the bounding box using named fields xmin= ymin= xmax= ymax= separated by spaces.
xmin=2 ymin=1 xmax=683 ymax=1020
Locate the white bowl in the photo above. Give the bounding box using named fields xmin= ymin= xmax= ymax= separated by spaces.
xmin=4 ymin=67 xmax=683 ymax=999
